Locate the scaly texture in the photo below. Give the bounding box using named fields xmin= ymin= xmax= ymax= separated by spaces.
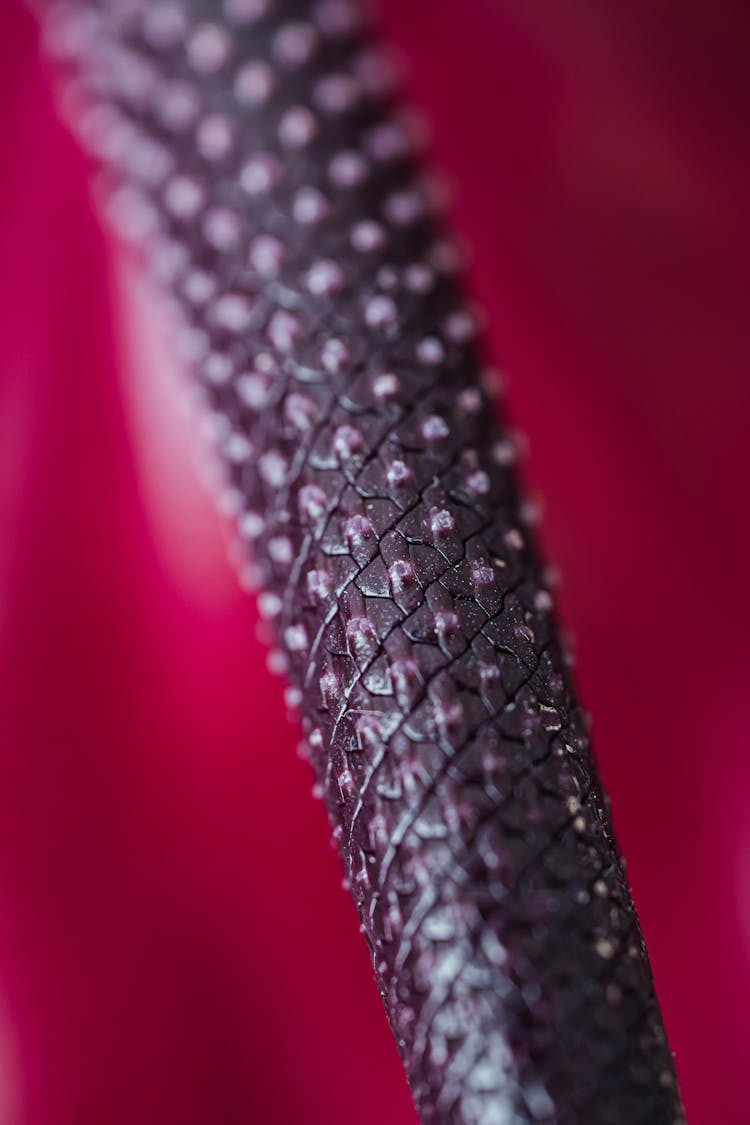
xmin=38 ymin=1 xmax=684 ymax=1121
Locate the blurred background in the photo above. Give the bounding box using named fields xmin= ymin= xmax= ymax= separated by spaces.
xmin=1 ymin=1 xmax=748 ymax=1122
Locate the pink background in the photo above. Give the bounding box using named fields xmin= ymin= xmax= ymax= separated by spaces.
xmin=1 ymin=1 xmax=748 ymax=1122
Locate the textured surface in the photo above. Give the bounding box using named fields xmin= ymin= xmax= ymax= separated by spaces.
xmin=37 ymin=1 xmax=684 ymax=1121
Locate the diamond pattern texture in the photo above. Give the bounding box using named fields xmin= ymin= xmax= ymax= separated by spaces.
xmin=38 ymin=0 xmax=684 ymax=1120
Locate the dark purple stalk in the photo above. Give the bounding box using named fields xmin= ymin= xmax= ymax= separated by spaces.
xmin=36 ymin=1 xmax=683 ymax=1121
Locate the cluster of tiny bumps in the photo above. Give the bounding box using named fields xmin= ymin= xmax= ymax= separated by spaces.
xmin=41 ymin=0 xmax=683 ymax=1121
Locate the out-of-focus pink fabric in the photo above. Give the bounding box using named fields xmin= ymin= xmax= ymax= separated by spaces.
xmin=0 ymin=2 xmax=748 ymax=1123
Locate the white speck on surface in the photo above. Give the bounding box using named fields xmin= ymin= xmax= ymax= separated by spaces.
xmin=306 ymin=259 xmax=344 ymax=296
xmin=202 ymin=207 xmax=242 ymax=251
xmin=267 ymin=310 xmax=300 ymax=353
xmin=364 ymin=294 xmax=397 ymax=329
xmin=351 ymin=220 xmax=385 ymax=253
xmin=272 ymin=21 xmax=318 ymax=68
xmin=373 ymin=372 xmax=400 ymax=400
xmin=211 ymin=293 xmax=253 ymax=333
xmin=328 ymin=149 xmax=368 ymax=188
xmin=223 ymin=0 xmax=269 ymax=24
xmin=188 ymin=23 xmax=231 ymax=74
xmin=164 ymin=175 xmax=204 ymax=219
xmin=421 ymin=415 xmax=449 ymax=443
xmin=292 ymin=186 xmax=329 ymax=225
xmin=416 ymin=336 xmax=445 ymax=366
xmin=314 ymin=72 xmax=360 ymax=114
xmin=249 ymin=234 xmax=285 ymax=277
xmin=278 ymin=106 xmax=317 ymax=149
xmin=240 ymin=153 xmax=282 ymax=195
xmin=196 ymin=113 xmax=233 ymax=161
xmin=259 ymin=450 xmax=288 ymax=487
xmin=235 ymin=60 xmax=276 ymax=106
